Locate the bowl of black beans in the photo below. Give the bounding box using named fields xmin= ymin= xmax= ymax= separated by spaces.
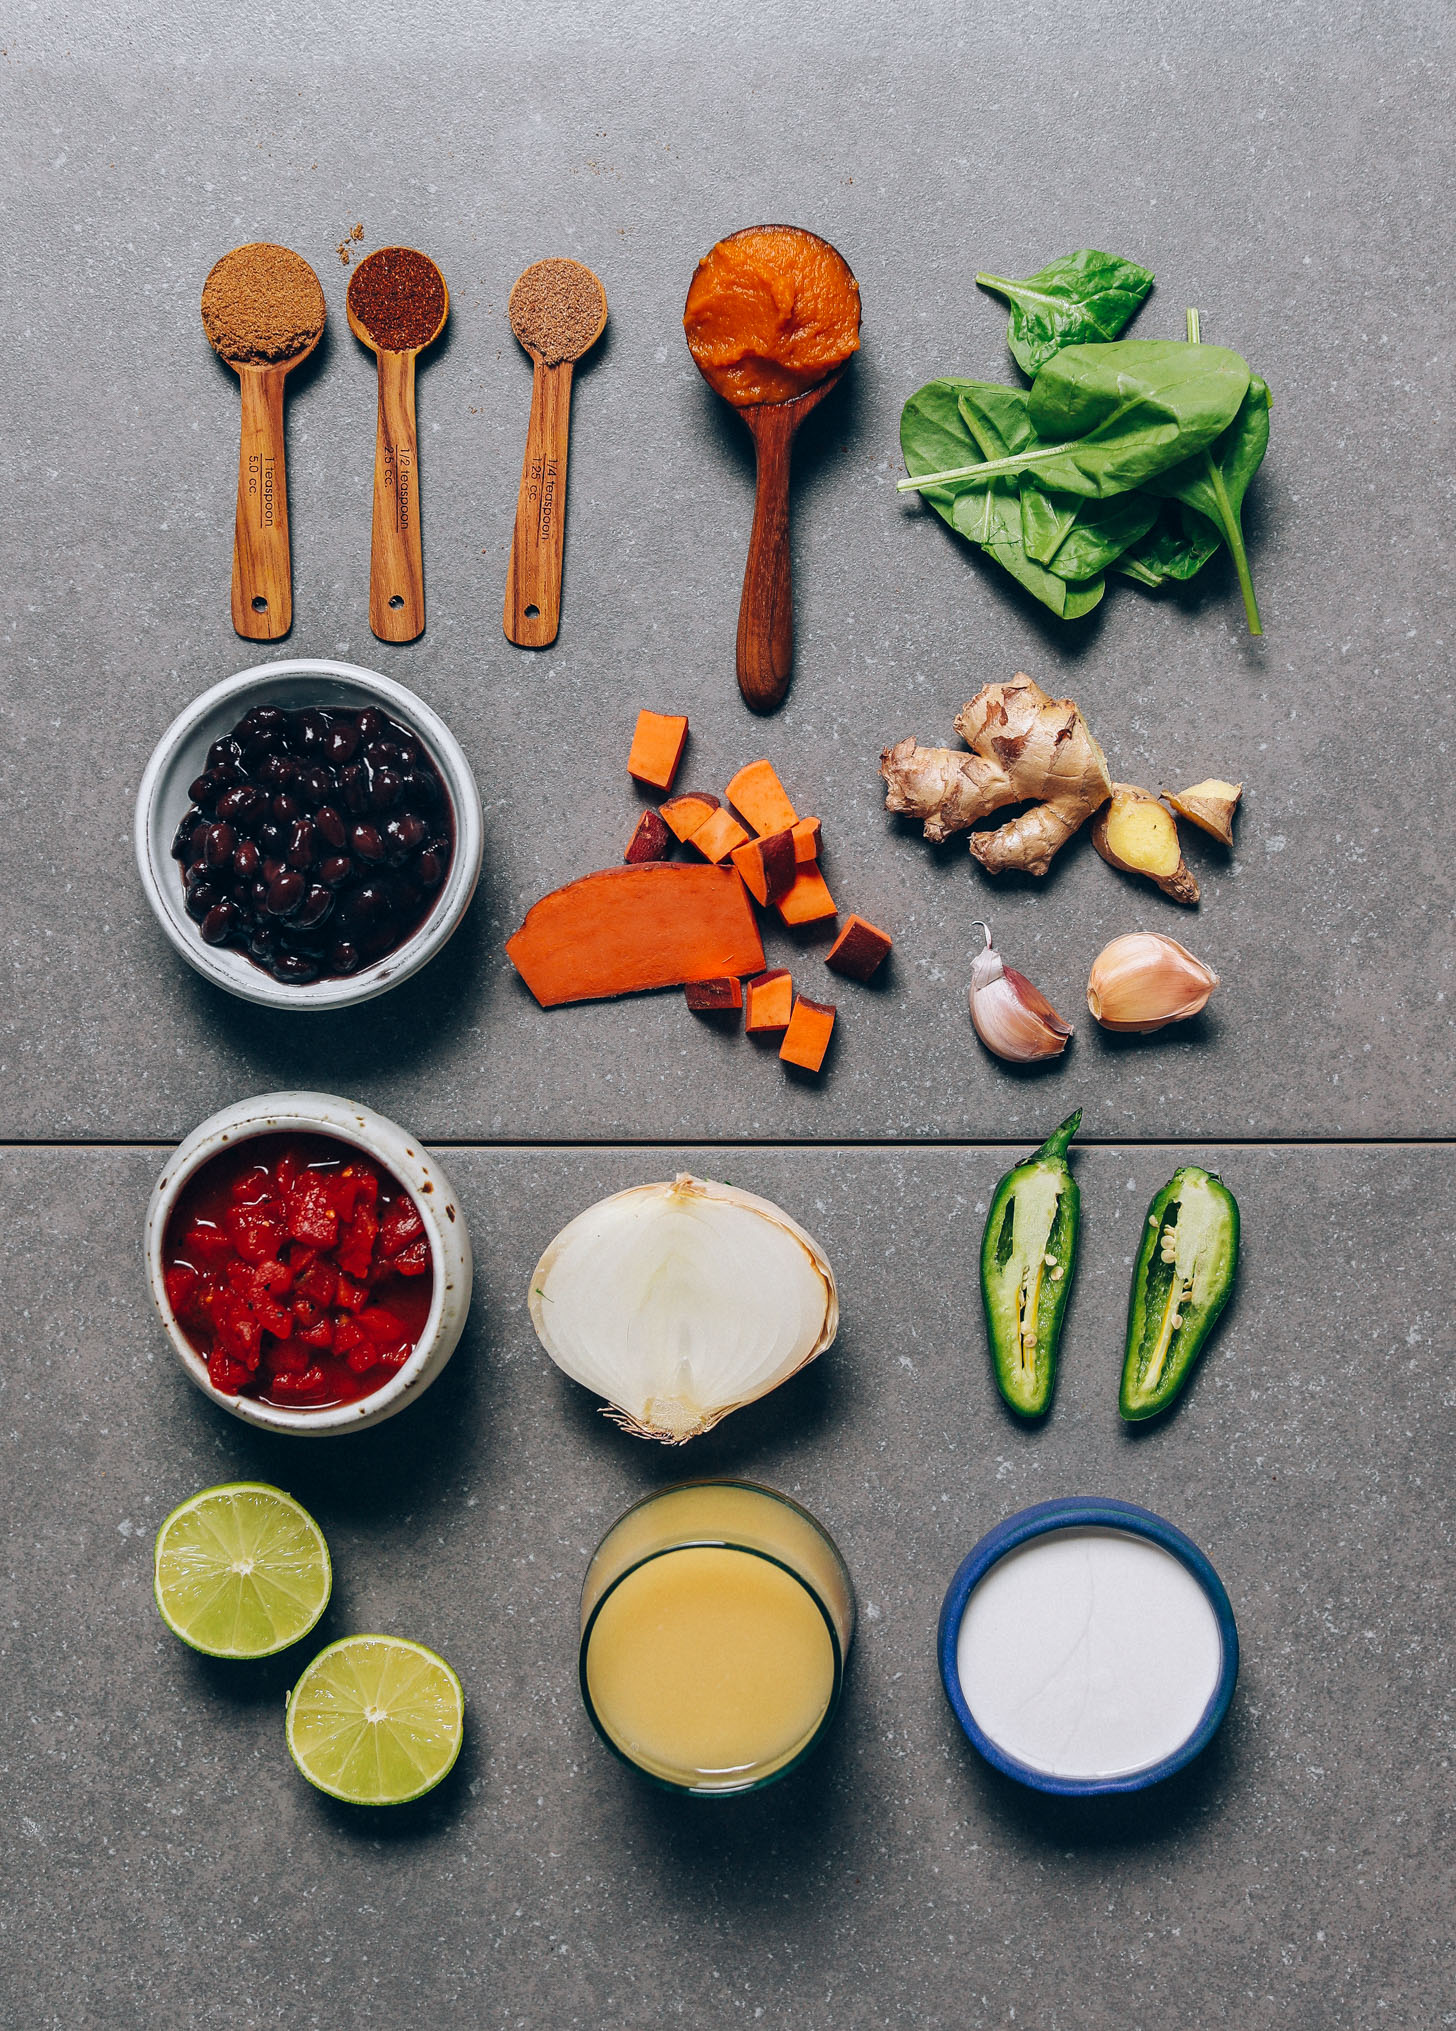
xmin=135 ymin=660 xmax=483 ymax=1008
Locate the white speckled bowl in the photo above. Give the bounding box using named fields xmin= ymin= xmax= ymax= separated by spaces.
xmin=146 ymin=1092 xmax=473 ymax=1436
xmin=134 ymin=658 xmax=482 ymax=1011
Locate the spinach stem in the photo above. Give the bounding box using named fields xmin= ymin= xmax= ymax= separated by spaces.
xmin=897 ymin=440 xmax=1082 ymax=493
xmin=1187 ymin=305 xmax=1261 ymax=634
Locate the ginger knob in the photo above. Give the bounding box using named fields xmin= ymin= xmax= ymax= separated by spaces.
xmin=1091 ymin=784 xmax=1199 ymax=906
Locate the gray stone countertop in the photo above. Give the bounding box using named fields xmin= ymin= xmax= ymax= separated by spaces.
xmin=4 ymin=3 xmax=1454 ymax=2027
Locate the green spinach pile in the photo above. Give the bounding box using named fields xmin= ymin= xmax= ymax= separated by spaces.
xmin=899 ymin=253 xmax=1271 ymax=634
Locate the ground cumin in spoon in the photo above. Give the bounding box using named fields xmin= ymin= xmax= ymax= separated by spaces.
xmin=508 ymin=258 xmax=608 ymax=366
xmin=201 ymin=242 xmax=326 ymax=365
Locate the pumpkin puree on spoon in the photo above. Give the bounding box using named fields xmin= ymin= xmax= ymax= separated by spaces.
xmin=684 ymin=226 xmax=861 ymax=406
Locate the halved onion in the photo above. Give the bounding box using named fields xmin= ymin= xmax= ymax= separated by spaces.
xmin=527 ymin=1174 xmax=838 ymax=1443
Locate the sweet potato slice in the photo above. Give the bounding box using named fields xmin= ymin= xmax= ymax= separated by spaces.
xmin=627 ymin=711 xmax=689 ymax=792
xmin=685 ymin=976 xmax=743 ymax=1015
xmin=825 ymin=914 xmax=892 ymax=981
xmin=744 ymin=969 xmax=794 ymax=1034
xmin=727 ymin=759 xmax=798 ymax=837
xmin=506 ymin=865 xmax=764 ymax=1008
xmin=624 ymin=811 xmax=672 ymax=864
xmin=690 ymin=807 xmax=752 ymax=863
xmin=777 ymin=862 xmax=837 ymax=926
xmin=791 ymin=817 xmax=822 ymax=864
xmin=730 ymin=828 xmax=797 ymax=907
xmin=660 ymin=792 xmax=721 ymax=843
xmin=780 ymin=995 xmax=836 ymax=1073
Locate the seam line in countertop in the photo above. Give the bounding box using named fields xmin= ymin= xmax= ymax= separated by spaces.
xmin=2 ymin=1137 xmax=1453 ymax=1153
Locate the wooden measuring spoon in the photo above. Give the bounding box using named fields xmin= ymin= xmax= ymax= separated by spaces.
xmin=201 ymin=243 xmax=326 ymax=642
xmin=346 ymin=246 xmax=449 ymax=644
xmin=685 ymin=225 xmax=860 ymax=714
xmin=504 ymin=259 xmax=608 ymax=648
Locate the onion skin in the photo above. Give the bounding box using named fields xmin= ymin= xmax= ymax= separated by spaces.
xmin=527 ymin=1174 xmax=838 ymax=1443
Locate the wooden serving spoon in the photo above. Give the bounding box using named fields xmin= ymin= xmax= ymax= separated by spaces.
xmin=732 ymin=368 xmax=847 ymax=713
xmin=347 ymin=247 xmax=449 ymax=644
xmin=504 ymin=259 xmax=608 ymax=648
xmin=202 ymin=243 xmax=326 ymax=642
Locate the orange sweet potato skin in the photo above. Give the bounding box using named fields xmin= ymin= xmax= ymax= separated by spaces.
xmin=506 ymin=864 xmax=764 ymax=1008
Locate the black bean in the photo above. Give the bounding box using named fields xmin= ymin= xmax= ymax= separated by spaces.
xmin=185 ymin=880 xmax=219 ymax=921
xmin=327 ymin=941 xmax=362 ymax=974
xmin=315 ymin=804 xmax=347 ymax=850
xmin=258 ymin=821 xmax=284 ymax=854
xmin=352 ymin=822 xmax=386 ymax=864
xmin=364 ymin=739 xmax=400 ymax=769
xmin=318 ymin=855 xmax=352 ymax=888
xmin=248 ymin=928 xmax=276 ymax=960
xmin=368 ymin=766 xmax=401 ymax=812
xmin=207 ymin=736 xmax=243 ymax=769
xmin=338 ymin=763 xmax=369 ymax=814
xmin=295 ymin=884 xmax=335 ymax=929
xmin=271 ymin=952 xmax=320 ymax=984
xmin=356 ymin=707 xmax=387 ymax=742
xmin=171 ymin=809 xmax=201 ymax=860
xmin=400 ymin=767 xmax=441 ymax=807
xmin=264 ymin=871 xmax=305 ymax=919
xmin=385 ymin=813 xmax=425 ymax=863
xmin=216 ymin=783 xmax=267 ymax=828
xmin=232 ymin=839 xmax=261 ymax=880
xmin=200 ymin=902 xmax=239 ymax=945
xmin=415 ymin=847 xmax=446 ymax=888
xmin=293 ymin=707 xmax=329 ymax=754
xmin=286 ymin=820 xmax=318 ymax=870
xmin=325 ymin=720 xmax=359 ymax=764
xmin=188 ymin=773 xmax=214 ymax=806
xmin=258 ymin=752 xmax=298 ymax=789
xmin=202 ymin=821 xmax=236 ymax=869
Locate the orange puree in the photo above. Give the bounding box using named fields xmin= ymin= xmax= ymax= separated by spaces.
xmin=684 ymin=226 xmax=860 ymax=407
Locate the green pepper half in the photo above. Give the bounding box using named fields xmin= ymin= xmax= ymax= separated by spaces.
xmin=980 ymin=1110 xmax=1081 ymax=1417
xmin=1120 ymin=1166 xmax=1239 ymax=1420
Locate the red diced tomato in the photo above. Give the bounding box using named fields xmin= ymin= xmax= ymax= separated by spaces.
xmin=271 ymin=1363 xmax=328 ymax=1397
xmin=333 ymin=1315 xmax=368 ymax=1355
xmin=334 ymin=1273 xmax=367 ymax=1311
xmin=379 ymin=1343 xmax=412 ymax=1370
xmin=295 ymin=1258 xmax=338 ymax=1308
xmin=335 ymin=1205 xmax=378 ymax=1279
xmin=268 ymin=1341 xmax=309 ymax=1375
xmin=184 ymin=1222 xmax=233 ymax=1265
xmin=299 ymin=1318 xmax=334 ymax=1350
xmin=292 ymin=1296 xmax=320 ymax=1329
xmin=208 ymin=1350 xmax=251 ymax=1393
xmin=274 ymin=1147 xmax=305 ymax=1194
xmin=253 ymin=1255 xmax=295 ymax=1298
xmin=164 ymin=1262 xmax=200 ymax=1319
xmin=286 ymin=1174 xmax=338 ymax=1249
xmin=346 ymin=1344 xmax=379 ymax=1373
xmin=378 ymin=1197 xmax=425 ymax=1258
xmin=216 ymin=1302 xmax=263 ymax=1365
xmin=358 ymin=1305 xmax=405 ymax=1344
xmin=228 ymin=1205 xmax=284 ymax=1263
xmin=392 ymin=1237 xmax=430 ymax=1277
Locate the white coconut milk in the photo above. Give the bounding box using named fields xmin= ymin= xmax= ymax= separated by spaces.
xmin=956 ymin=1527 xmax=1223 ymax=1779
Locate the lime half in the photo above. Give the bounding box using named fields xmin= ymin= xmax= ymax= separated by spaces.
xmin=154 ymin=1482 xmax=331 ymax=1659
xmin=286 ymin=1635 xmax=464 ymax=1805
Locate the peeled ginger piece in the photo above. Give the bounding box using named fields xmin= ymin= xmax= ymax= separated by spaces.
xmin=1092 ymin=784 xmax=1199 ymax=906
xmin=1163 ymin=779 xmax=1243 ymax=848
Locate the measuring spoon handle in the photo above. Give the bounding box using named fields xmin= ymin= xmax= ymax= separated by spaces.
xmin=369 ymin=349 xmax=425 ymax=643
xmin=504 ymin=357 xmax=574 ymax=648
xmin=231 ymin=365 xmax=293 ymax=641
xmin=736 ymin=404 xmax=798 ymax=713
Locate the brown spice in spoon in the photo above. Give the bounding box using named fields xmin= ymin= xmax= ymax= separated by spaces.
xmin=508 ymin=259 xmax=607 ymax=366
xmin=201 ymin=242 xmax=326 ymax=365
xmin=347 ymin=246 xmax=446 ymax=352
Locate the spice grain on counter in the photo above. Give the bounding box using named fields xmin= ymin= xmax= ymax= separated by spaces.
xmin=201 ymin=242 xmax=326 ymax=364
xmin=347 ymin=246 xmax=447 ymax=351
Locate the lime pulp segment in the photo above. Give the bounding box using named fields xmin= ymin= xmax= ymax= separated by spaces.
xmin=286 ymin=1634 xmax=464 ymax=1805
xmin=153 ymin=1482 xmax=331 ymax=1659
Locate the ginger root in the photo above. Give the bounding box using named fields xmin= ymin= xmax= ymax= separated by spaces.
xmin=881 ymin=675 xmax=1112 ymax=877
xmin=1092 ymin=784 xmax=1199 ymax=906
xmin=1163 ymin=779 xmax=1243 ymax=848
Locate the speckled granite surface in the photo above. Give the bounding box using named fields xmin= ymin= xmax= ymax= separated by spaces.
xmin=4 ymin=0 xmax=1454 ymax=2026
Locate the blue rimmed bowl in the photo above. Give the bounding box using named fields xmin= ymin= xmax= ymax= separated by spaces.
xmin=937 ymin=1496 xmax=1238 ymax=1797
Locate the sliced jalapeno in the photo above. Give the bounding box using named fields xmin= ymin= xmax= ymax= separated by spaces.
xmin=1120 ymin=1165 xmax=1239 ymax=1420
xmin=980 ymin=1110 xmax=1081 ymax=1417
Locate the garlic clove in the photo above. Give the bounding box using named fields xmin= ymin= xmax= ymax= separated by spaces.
xmin=969 ymin=924 xmax=1073 ymax=1063
xmin=527 ymin=1173 xmax=837 ymax=1444
xmin=1086 ymin=932 xmax=1219 ymax=1034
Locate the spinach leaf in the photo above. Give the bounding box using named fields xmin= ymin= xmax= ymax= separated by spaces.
xmin=899 ymin=341 xmax=1251 ymax=501
xmin=900 ymin=379 xmax=1103 ymax=619
xmin=1019 ymin=486 xmax=1081 ymax=564
xmin=1046 ymin=492 xmax=1159 ymax=582
xmin=976 ymin=249 xmax=1155 ymax=376
xmin=1114 ymin=505 xmax=1221 ymax=587
xmin=1140 ymin=326 xmax=1271 ymax=632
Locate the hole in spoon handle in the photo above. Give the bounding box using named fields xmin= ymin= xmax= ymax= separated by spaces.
xmin=231 ymin=365 xmax=292 ymax=642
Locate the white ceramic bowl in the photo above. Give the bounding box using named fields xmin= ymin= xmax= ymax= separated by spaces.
xmin=145 ymin=1091 xmax=473 ymax=1436
xmin=134 ymin=658 xmax=483 ymax=1011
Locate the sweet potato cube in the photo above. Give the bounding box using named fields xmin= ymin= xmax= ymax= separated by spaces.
xmin=730 ymin=828 xmax=798 ymax=907
xmin=791 ymin=817 xmax=822 ymax=864
xmin=780 ymin=995 xmax=836 ymax=1073
xmin=726 ymin=759 xmax=798 ymax=837
xmin=627 ymin=711 xmax=689 ymax=792
xmin=744 ymin=968 xmax=794 ymax=1034
xmin=825 ymin=914 xmax=892 ymax=982
xmin=776 ymin=862 xmax=837 ymax=926
xmin=685 ymin=975 xmax=744 ymax=1015
xmin=690 ymin=806 xmax=752 ymax=864
xmin=624 ymin=811 xmax=672 ymax=864
xmin=660 ymin=792 xmax=721 ymax=844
